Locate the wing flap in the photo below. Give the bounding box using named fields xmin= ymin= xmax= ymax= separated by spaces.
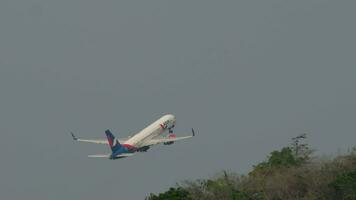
xmin=146 ymin=135 xmax=193 ymax=146
xmin=144 ymin=129 xmax=195 ymax=146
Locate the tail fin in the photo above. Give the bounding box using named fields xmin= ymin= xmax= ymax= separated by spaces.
xmin=105 ymin=129 xmax=121 ymax=152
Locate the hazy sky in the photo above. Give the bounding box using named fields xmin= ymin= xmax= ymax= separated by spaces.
xmin=0 ymin=0 xmax=355 ymax=199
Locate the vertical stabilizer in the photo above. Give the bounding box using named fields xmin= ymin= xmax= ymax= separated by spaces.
xmin=105 ymin=129 xmax=121 ymax=152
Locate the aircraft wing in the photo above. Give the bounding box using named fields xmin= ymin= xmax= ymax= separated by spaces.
xmin=71 ymin=132 xmax=127 ymax=144
xmin=143 ymin=129 xmax=195 ymax=146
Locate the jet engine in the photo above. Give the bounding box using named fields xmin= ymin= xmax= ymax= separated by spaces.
xmin=137 ymin=146 xmax=150 ymax=152
xmin=164 ymin=134 xmax=176 ymax=145
xmin=164 ymin=141 xmax=174 ymax=145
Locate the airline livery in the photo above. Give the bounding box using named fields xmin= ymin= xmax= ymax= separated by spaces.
xmin=71 ymin=114 xmax=195 ymax=159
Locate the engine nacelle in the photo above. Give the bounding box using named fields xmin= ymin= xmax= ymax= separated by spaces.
xmin=164 ymin=141 xmax=174 ymax=145
xmin=164 ymin=133 xmax=176 ymax=145
xmin=137 ymin=146 xmax=150 ymax=152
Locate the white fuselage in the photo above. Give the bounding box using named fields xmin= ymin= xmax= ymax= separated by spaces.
xmin=124 ymin=114 xmax=176 ymax=148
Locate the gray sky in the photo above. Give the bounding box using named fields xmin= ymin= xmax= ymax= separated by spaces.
xmin=1 ymin=0 xmax=356 ymax=199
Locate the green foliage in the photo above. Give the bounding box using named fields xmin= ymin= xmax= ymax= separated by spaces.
xmin=250 ymin=147 xmax=299 ymax=177
xmin=291 ymin=133 xmax=313 ymax=162
xmin=330 ymin=171 xmax=356 ymax=200
xmin=250 ymin=135 xmax=312 ymax=177
xmin=202 ymin=171 xmax=253 ymax=200
xmin=146 ymin=135 xmax=356 ymax=200
xmin=146 ymin=187 xmax=192 ymax=200
xmin=269 ymin=147 xmax=298 ymax=166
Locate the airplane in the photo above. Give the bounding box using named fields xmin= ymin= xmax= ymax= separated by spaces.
xmin=71 ymin=114 xmax=195 ymax=159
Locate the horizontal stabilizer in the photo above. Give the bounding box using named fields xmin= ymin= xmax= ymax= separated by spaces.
xmin=115 ymin=153 xmax=136 ymax=158
xmin=88 ymin=153 xmax=135 ymax=159
xmin=88 ymin=154 xmax=110 ymax=158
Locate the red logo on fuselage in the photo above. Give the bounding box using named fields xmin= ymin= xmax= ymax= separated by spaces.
xmin=159 ymin=120 xmax=170 ymax=130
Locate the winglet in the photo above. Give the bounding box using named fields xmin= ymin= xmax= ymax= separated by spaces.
xmin=192 ymin=128 xmax=196 ymax=137
xmin=71 ymin=132 xmax=78 ymax=141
